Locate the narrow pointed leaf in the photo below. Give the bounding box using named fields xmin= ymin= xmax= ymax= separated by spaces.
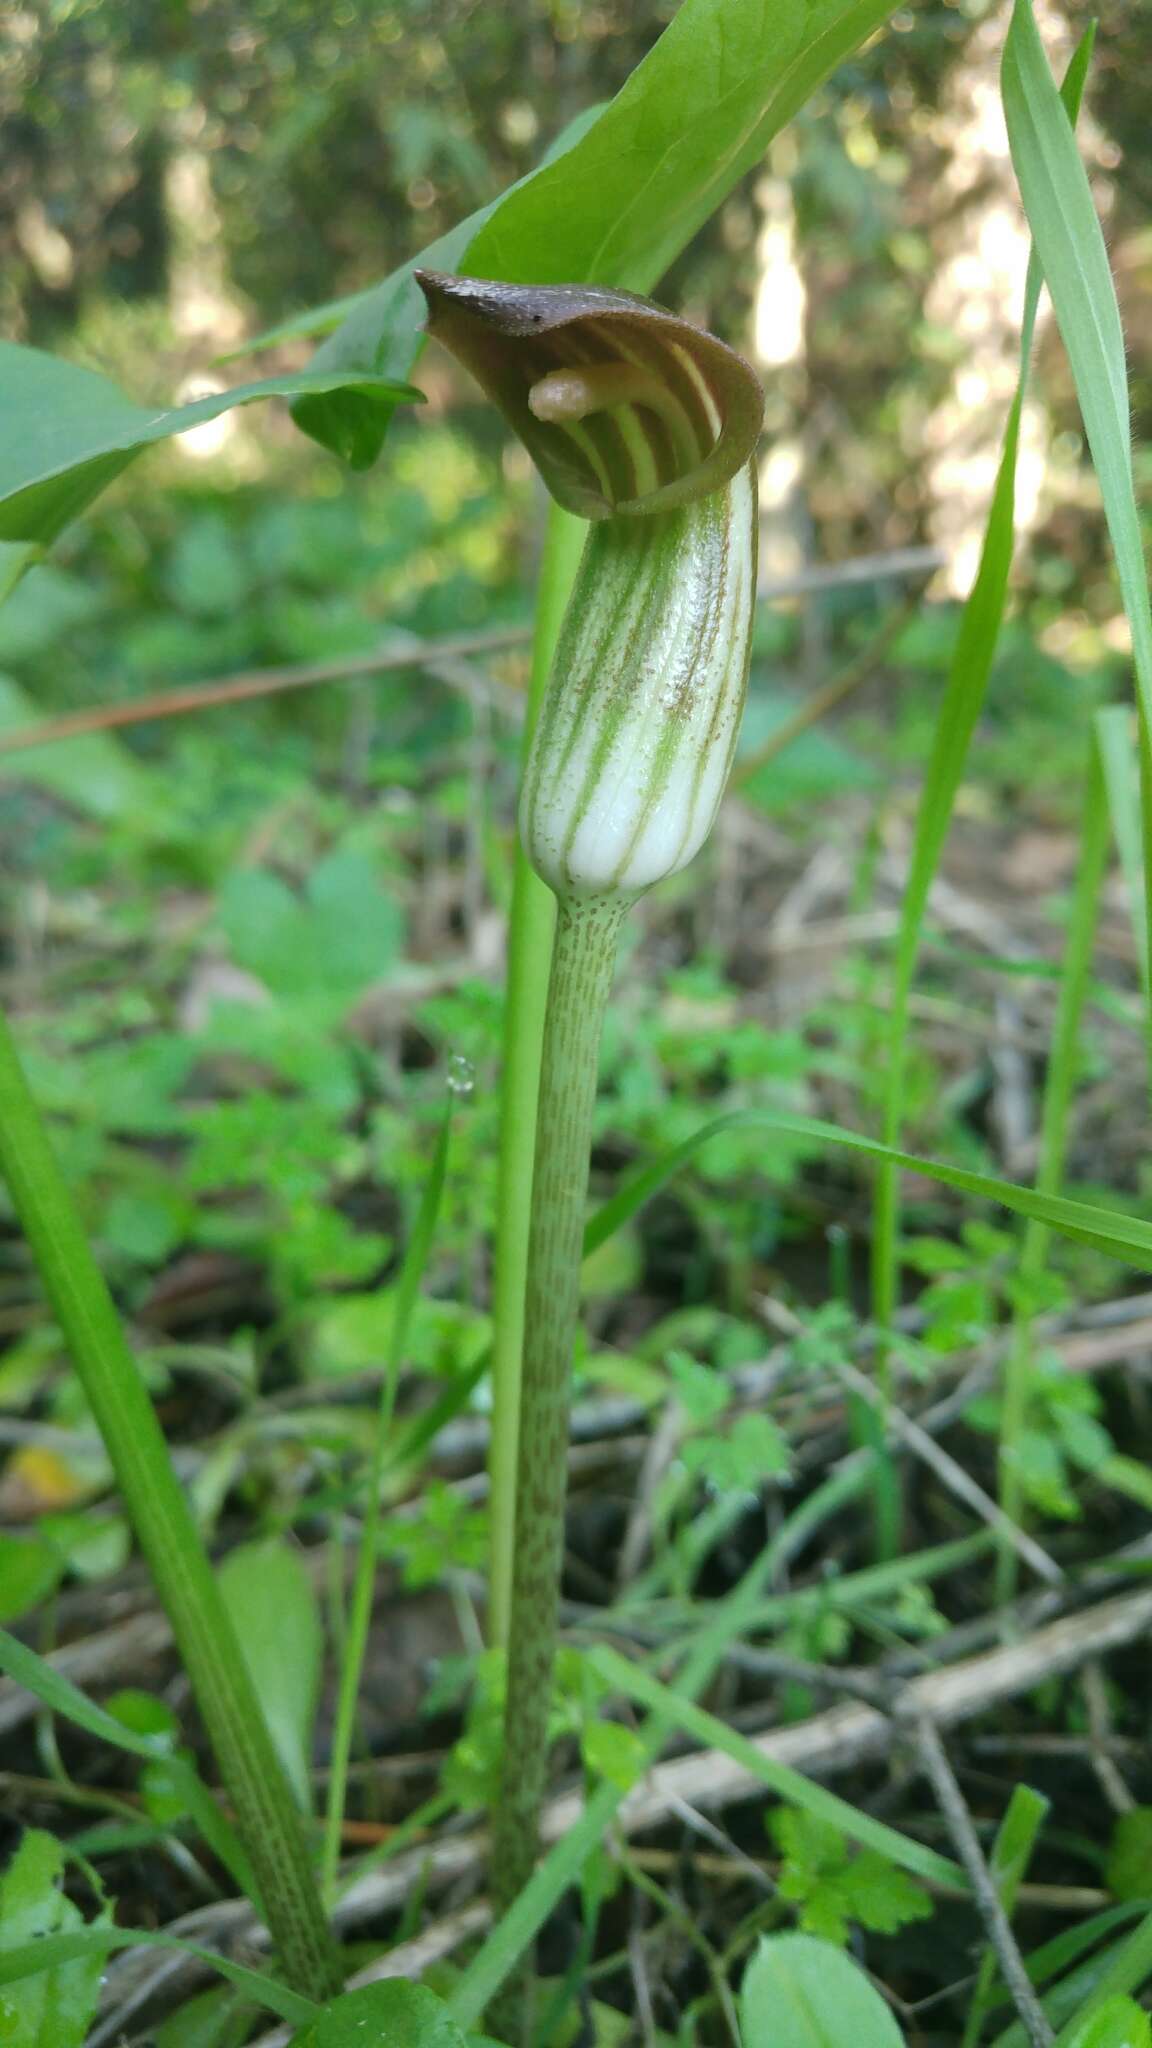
xmin=0 ymin=1628 xmax=172 ymax=1762
xmin=590 ymin=1644 xmax=962 ymax=1887
xmin=0 ymin=1925 xmax=315 ymax=2028
xmin=584 ymin=1107 xmax=1152 ymax=1272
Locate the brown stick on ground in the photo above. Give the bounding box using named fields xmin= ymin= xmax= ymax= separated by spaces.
xmin=0 ymin=626 xmax=527 ymax=753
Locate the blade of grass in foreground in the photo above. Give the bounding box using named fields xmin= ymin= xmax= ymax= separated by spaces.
xmin=991 ymin=1909 xmax=1152 ymax=2048
xmin=0 ymin=1629 xmax=257 ymax=1897
xmin=997 ymin=735 xmax=1109 ymax=1603
xmin=0 ymin=1010 xmax=338 ymax=1998
xmin=1003 ymin=0 xmax=1152 ymax=1038
xmin=869 ymin=29 xmax=1094 ymax=1553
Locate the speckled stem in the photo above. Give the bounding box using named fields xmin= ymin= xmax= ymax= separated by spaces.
xmin=489 ymin=893 xmax=628 ymax=1970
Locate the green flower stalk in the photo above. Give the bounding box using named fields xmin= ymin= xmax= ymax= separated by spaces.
xmin=418 ymin=271 xmax=762 ymax=2002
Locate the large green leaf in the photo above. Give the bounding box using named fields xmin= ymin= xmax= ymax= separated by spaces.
xmin=0 ymin=345 xmax=420 ymax=548
xmin=294 ymin=0 xmax=898 ymax=467
xmin=290 ymin=1982 xmax=470 ymax=2047
xmin=740 ymin=1934 xmax=905 ymax=2048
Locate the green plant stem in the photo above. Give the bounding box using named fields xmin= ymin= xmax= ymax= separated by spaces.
xmin=320 ymin=1103 xmax=452 ymax=1904
xmin=0 ymin=1009 xmax=339 ymax=2000
xmin=488 ymin=501 xmax=587 ymax=1650
xmin=489 ymin=890 xmax=628 ymax=2018
xmin=997 ymin=738 xmax=1109 ymax=1605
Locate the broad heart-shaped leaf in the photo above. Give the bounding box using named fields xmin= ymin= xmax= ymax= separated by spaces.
xmin=293 ymin=0 xmax=898 ymax=467
xmin=290 ymin=1981 xmax=470 ymax=2047
xmin=0 ymin=343 xmax=421 ymax=548
xmin=217 ymin=1539 xmax=322 ymax=1813
xmin=0 ymin=1830 xmax=109 ymax=2048
xmin=740 ymin=1933 xmax=905 ymax=2048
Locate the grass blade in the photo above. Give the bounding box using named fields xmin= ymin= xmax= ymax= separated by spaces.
xmin=0 ymin=1627 xmax=259 ymax=1902
xmin=1002 ymin=0 xmax=1152 ymax=1005
xmin=0 ymin=1010 xmax=338 ymax=1995
xmin=0 ymin=1630 xmax=171 ymax=1762
xmin=585 ymin=1104 xmax=1152 ymax=1273
xmin=589 ymin=1643 xmax=964 ymax=1889
xmin=869 ymin=30 xmax=1095 ymax=1541
xmin=1096 ymin=705 xmax=1149 ymax=998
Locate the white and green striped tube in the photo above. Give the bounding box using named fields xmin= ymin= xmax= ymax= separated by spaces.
xmin=520 ymin=456 xmax=756 ymax=897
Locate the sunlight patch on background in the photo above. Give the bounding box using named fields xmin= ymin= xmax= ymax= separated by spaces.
xmin=922 ymin=3 xmax=1072 ymax=596
xmin=752 ymin=171 xmax=808 ymax=587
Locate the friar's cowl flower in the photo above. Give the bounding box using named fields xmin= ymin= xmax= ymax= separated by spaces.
xmin=417 ymin=271 xmax=764 ymax=902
